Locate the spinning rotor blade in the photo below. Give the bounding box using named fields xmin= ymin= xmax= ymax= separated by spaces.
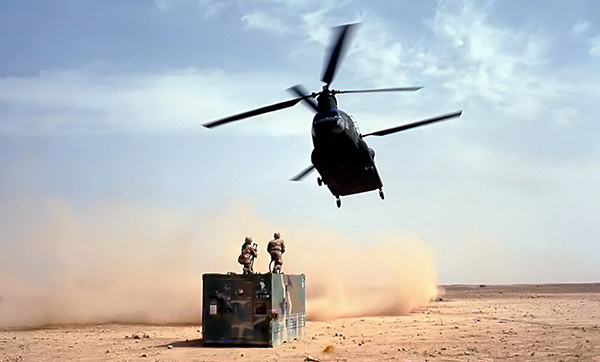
xmin=334 ymin=86 xmax=423 ymax=94
xmin=203 ymin=97 xmax=304 ymax=128
xmin=289 ymin=165 xmax=316 ymax=181
xmin=288 ymin=84 xmax=319 ymax=112
xmin=362 ymin=110 xmax=463 ymax=137
xmin=321 ymin=23 xmax=358 ymax=86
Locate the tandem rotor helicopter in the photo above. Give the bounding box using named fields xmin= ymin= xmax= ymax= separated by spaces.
xmin=203 ymin=23 xmax=462 ymax=208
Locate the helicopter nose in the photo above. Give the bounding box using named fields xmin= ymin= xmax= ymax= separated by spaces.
xmin=312 ymin=116 xmax=344 ymax=138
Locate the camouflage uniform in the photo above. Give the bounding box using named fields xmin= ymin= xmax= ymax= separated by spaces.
xmin=238 ymin=237 xmax=258 ymax=274
xmin=267 ymin=232 xmax=286 ymax=274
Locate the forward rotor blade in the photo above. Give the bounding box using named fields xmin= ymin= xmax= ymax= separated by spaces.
xmin=289 ymin=165 xmax=316 ymax=181
xmin=362 ymin=110 xmax=463 ymax=137
xmin=288 ymin=84 xmax=319 ymax=112
xmin=203 ymin=97 xmax=303 ymax=128
xmin=334 ymin=86 xmax=423 ymax=94
xmin=321 ymin=23 xmax=358 ymax=86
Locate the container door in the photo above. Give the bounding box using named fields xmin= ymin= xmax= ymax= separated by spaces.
xmin=225 ymin=281 xmax=254 ymax=341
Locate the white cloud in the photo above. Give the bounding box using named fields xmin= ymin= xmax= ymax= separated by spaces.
xmin=279 ymin=0 xmax=585 ymax=129
xmin=197 ymin=0 xmax=232 ymax=18
xmin=589 ymin=36 xmax=600 ymax=57
xmin=0 ymin=69 xmax=308 ymax=136
xmin=241 ymin=11 xmax=291 ymax=35
xmin=426 ymin=0 xmax=556 ymax=120
xmin=553 ymin=107 xmax=578 ymax=125
xmin=571 ymin=20 xmax=591 ymax=36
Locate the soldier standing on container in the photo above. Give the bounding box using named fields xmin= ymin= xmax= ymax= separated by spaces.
xmin=238 ymin=236 xmax=258 ymax=274
xmin=267 ymin=232 xmax=285 ymax=274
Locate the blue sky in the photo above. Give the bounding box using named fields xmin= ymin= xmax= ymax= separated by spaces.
xmin=1 ymin=0 xmax=600 ymax=285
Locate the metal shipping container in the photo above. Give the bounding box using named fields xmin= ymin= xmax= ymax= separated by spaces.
xmin=202 ymin=273 xmax=306 ymax=346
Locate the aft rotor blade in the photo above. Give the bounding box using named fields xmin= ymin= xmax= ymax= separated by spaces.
xmin=334 ymin=86 xmax=423 ymax=94
xmin=362 ymin=110 xmax=463 ymax=137
xmin=321 ymin=23 xmax=358 ymax=86
xmin=289 ymin=165 xmax=316 ymax=181
xmin=288 ymin=84 xmax=319 ymax=112
xmin=203 ymin=97 xmax=303 ymax=128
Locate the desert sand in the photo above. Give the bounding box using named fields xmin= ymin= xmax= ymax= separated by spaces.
xmin=1 ymin=283 xmax=599 ymax=362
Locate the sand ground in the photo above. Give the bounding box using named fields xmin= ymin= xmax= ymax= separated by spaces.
xmin=1 ymin=284 xmax=599 ymax=362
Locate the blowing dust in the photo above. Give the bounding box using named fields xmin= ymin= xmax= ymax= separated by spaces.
xmin=0 ymin=197 xmax=438 ymax=328
xmin=285 ymin=233 xmax=439 ymax=320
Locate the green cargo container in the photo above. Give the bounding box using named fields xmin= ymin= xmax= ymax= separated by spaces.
xmin=202 ymin=273 xmax=306 ymax=346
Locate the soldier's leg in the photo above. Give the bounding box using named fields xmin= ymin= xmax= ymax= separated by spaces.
xmin=275 ymin=253 xmax=283 ymax=273
xmin=273 ymin=260 xmax=282 ymax=273
xmin=269 ymin=252 xmax=277 ymax=273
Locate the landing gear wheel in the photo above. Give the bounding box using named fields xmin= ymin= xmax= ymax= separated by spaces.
xmin=317 ymin=177 xmax=323 ymax=186
xmin=379 ymin=189 xmax=385 ymax=200
xmin=336 ymin=197 xmax=341 ymax=208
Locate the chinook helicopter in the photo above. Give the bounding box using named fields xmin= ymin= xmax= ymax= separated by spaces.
xmin=203 ymin=24 xmax=462 ymax=208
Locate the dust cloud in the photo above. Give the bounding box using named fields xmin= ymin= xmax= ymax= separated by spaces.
xmin=287 ymin=235 xmax=439 ymax=321
xmin=0 ymin=196 xmax=438 ymax=328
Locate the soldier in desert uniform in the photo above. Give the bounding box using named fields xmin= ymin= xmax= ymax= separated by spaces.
xmin=267 ymin=232 xmax=286 ymax=274
xmin=238 ymin=236 xmax=258 ymax=274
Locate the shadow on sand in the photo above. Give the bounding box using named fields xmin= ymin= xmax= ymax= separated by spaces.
xmin=158 ymin=339 xmax=268 ymax=349
xmin=157 ymin=339 xmax=205 ymax=348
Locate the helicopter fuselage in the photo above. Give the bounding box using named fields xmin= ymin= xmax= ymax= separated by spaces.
xmin=310 ymin=92 xmax=383 ymax=197
xmin=202 ymin=24 xmax=462 ymax=207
